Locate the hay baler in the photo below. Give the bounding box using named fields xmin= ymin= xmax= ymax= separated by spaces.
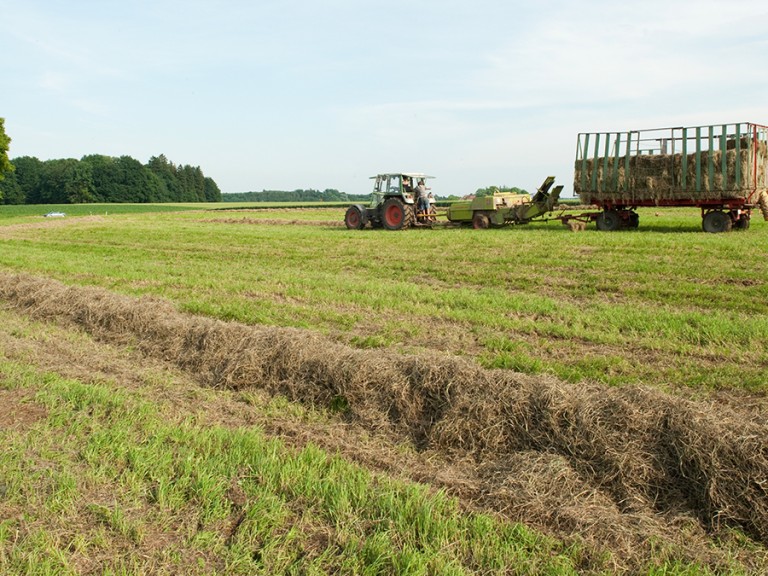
xmin=446 ymin=176 xmax=563 ymax=228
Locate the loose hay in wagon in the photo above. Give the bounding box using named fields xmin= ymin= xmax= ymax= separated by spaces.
xmin=572 ymin=122 xmax=768 ymax=232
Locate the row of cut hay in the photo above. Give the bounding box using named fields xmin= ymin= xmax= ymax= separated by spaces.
xmin=1 ymin=272 xmax=767 ymax=565
xmin=204 ymin=217 xmax=344 ymax=227
xmin=574 ymin=139 xmax=768 ymax=204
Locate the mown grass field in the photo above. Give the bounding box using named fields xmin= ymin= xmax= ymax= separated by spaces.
xmin=0 ymin=355 xmax=577 ymax=575
xmin=1 ymin=203 xmax=767 ymax=575
xmin=1 ymin=204 xmax=766 ymax=392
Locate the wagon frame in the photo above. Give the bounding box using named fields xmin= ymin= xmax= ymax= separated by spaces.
xmin=572 ymin=122 xmax=768 ymax=232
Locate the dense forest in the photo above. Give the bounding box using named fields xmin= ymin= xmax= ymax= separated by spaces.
xmin=0 ymin=154 xmax=221 ymax=205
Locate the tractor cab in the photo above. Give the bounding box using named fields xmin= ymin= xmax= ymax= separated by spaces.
xmin=369 ymin=173 xmax=433 ymax=207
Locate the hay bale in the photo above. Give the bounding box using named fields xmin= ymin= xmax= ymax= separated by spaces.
xmin=575 ymin=142 xmax=763 ymax=203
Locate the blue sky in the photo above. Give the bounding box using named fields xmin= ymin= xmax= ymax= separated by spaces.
xmin=2 ymin=0 xmax=767 ymax=197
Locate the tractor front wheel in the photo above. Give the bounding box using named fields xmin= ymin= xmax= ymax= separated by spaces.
xmin=381 ymin=198 xmax=414 ymax=230
xmin=344 ymin=205 xmax=366 ymax=230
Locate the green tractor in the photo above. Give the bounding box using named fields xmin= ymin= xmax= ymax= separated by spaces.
xmin=446 ymin=176 xmax=563 ymax=228
xmin=344 ymin=173 xmax=435 ymax=230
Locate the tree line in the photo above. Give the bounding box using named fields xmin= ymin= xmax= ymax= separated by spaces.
xmin=222 ymin=189 xmax=371 ymax=203
xmin=0 ymin=154 xmax=221 ymax=205
xmin=0 ymin=116 xmax=220 ymax=205
xmin=0 ymin=118 xmax=12 ymax=197
xmin=222 ymin=187 xmax=530 ymax=203
xmin=0 ymin=118 xmax=532 ymax=206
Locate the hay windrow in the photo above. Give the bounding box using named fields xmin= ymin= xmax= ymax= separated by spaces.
xmin=1 ymin=272 xmax=767 ymax=570
xmin=204 ymin=217 xmax=344 ymax=227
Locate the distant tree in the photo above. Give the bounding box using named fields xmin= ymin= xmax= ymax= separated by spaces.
xmin=474 ymin=185 xmax=528 ymax=197
xmin=39 ymin=159 xmax=96 ymax=204
xmin=142 ymin=166 xmax=170 ymax=202
xmin=203 ymin=176 xmax=221 ymax=202
xmin=80 ymin=154 xmax=113 ymax=202
xmin=147 ymin=154 xmax=182 ymax=201
xmin=0 ymin=118 xmax=13 ymax=202
xmin=320 ymin=188 xmax=347 ymax=201
xmin=66 ymin=162 xmax=97 ymax=203
xmin=177 ymin=164 xmax=206 ymax=202
xmin=0 ymin=171 xmax=24 ymax=204
xmin=113 ymin=156 xmax=149 ymax=201
xmin=81 ymin=154 xmax=170 ymax=203
xmin=221 ymin=189 xmax=368 ymax=203
xmin=12 ymin=156 xmax=45 ymax=203
xmin=0 ymin=119 xmax=11 ymax=176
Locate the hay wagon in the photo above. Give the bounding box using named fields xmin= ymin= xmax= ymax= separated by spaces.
xmin=570 ymin=122 xmax=768 ymax=232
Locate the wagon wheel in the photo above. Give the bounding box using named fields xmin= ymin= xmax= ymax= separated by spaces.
xmin=702 ymin=210 xmax=733 ymax=233
xmin=628 ymin=211 xmax=640 ymax=229
xmin=381 ymin=198 xmax=414 ymax=230
xmin=596 ymin=209 xmax=622 ymax=231
xmin=472 ymin=213 xmax=490 ymax=229
xmin=344 ymin=205 xmax=366 ymax=230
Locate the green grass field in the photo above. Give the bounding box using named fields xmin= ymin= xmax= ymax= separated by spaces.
xmin=1 ymin=203 xmax=766 ymax=575
xmin=0 ymin=357 xmax=581 ymax=575
xmin=1 ymin=205 xmax=765 ymax=392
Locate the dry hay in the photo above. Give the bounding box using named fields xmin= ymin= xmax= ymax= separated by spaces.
xmin=564 ymin=220 xmax=587 ymax=232
xmin=1 ymin=272 xmax=767 ymax=571
xmin=205 ymin=217 xmax=344 ymax=227
xmin=574 ymin=138 xmax=768 ymax=205
xmin=758 ymin=190 xmax=768 ymax=220
xmin=557 ymin=204 xmax=596 ymax=211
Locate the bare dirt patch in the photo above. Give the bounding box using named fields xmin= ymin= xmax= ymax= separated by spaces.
xmin=0 ymin=388 xmax=47 ymax=430
xmin=0 ymin=215 xmax=109 ymax=233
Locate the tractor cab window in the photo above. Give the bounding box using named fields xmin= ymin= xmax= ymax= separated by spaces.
xmin=387 ymin=175 xmax=402 ymax=195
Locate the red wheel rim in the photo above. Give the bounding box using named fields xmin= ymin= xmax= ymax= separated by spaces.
xmin=385 ymin=204 xmax=403 ymax=227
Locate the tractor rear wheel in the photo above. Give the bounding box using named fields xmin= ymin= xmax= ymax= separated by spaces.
xmin=472 ymin=213 xmax=490 ymax=229
xmin=381 ymin=198 xmax=414 ymax=230
xmin=344 ymin=205 xmax=366 ymax=230
xmin=702 ymin=210 xmax=733 ymax=233
xmin=596 ymin=209 xmax=622 ymax=231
